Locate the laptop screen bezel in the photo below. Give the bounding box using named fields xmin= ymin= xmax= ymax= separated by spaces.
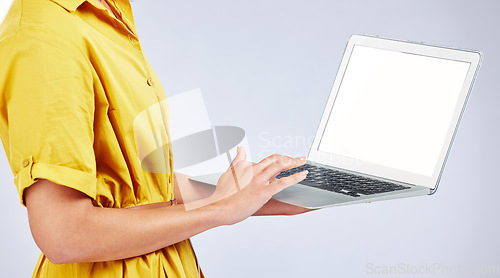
xmin=308 ymin=34 xmax=482 ymax=191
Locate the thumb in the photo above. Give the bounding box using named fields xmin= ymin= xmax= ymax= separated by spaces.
xmin=229 ymin=146 xmax=246 ymax=168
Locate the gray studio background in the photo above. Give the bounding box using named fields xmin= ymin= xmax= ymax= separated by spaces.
xmin=1 ymin=0 xmax=499 ymax=277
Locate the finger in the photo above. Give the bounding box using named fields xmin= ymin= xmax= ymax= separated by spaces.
xmin=229 ymin=146 xmax=246 ymax=169
xmin=254 ymin=153 xmax=281 ymax=170
xmin=267 ymin=176 xmax=278 ymax=185
xmin=258 ymin=155 xmax=306 ymax=182
xmin=267 ymin=170 xmax=308 ymax=195
xmin=254 ymin=153 xmax=306 ymax=173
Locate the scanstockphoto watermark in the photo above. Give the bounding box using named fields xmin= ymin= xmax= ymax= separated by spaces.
xmin=257 ymin=131 xmax=368 ymax=168
xmin=257 ymin=131 xmax=314 ymax=158
xmin=365 ymin=262 xmax=500 ymax=276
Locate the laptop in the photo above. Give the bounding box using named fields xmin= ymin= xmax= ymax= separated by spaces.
xmin=190 ymin=34 xmax=482 ymax=208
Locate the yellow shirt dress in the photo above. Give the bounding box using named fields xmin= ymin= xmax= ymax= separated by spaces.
xmin=0 ymin=0 xmax=202 ymax=277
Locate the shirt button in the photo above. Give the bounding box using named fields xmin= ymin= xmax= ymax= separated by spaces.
xmin=22 ymin=159 xmax=30 ymax=168
xmin=147 ymin=78 xmax=154 ymax=86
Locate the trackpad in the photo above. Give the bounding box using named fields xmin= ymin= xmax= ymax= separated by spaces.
xmin=273 ymin=184 xmax=354 ymax=209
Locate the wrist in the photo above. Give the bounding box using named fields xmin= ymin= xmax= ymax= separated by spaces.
xmin=198 ymin=197 xmax=232 ymax=227
xmin=181 ymin=194 xmax=231 ymax=227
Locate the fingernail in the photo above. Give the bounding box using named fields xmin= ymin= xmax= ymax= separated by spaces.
xmin=300 ymin=170 xmax=308 ymax=176
xmin=300 ymin=156 xmax=306 ymax=161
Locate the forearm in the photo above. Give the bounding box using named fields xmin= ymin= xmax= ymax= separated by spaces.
xmin=75 ymin=201 xmax=221 ymax=262
xmin=26 ymin=179 xmax=225 ymax=264
xmin=131 ymin=197 xmax=313 ymax=216
xmin=26 ymin=151 xmax=310 ymax=264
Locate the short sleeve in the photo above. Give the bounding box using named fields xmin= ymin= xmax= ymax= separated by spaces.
xmin=0 ymin=26 xmax=97 ymax=206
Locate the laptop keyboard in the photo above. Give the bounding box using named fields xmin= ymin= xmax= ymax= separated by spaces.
xmin=276 ymin=163 xmax=410 ymax=197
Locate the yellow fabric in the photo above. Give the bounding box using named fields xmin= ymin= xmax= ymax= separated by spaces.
xmin=0 ymin=0 xmax=201 ymax=277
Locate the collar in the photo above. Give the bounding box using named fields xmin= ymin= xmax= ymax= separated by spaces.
xmin=48 ymin=0 xmax=138 ymax=36
xmin=49 ymin=0 xmax=87 ymax=12
xmin=49 ymin=0 xmax=133 ymax=13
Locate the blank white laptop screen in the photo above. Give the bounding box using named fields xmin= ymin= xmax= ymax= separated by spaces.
xmin=318 ymin=45 xmax=470 ymax=177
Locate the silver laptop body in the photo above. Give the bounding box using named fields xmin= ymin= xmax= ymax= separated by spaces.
xmin=191 ymin=34 xmax=482 ymax=209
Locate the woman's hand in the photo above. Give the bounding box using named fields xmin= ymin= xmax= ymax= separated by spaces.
xmin=211 ymin=147 xmax=308 ymax=225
